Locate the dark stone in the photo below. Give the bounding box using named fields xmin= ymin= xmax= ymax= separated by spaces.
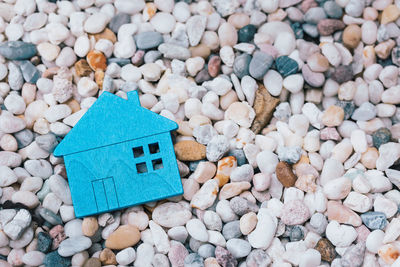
xmin=391 ymin=46 xmax=400 ymax=66
xmin=228 ymin=149 xmax=247 ymax=166
xmin=18 ymin=60 xmax=41 ymax=83
xmin=135 ymin=31 xmax=164 ymax=50
xmin=315 ymin=238 xmax=336 ymax=262
xmin=336 ymin=100 xmax=355 ymax=120
xmin=39 ymin=208 xmax=63 ymax=226
xmin=302 ymin=23 xmax=319 ymax=38
xmin=361 ymin=211 xmax=387 ymax=230
xmin=215 ymin=246 xmax=237 ymax=267
xmin=43 ymin=251 xmax=71 ymax=267
xmin=233 ymin=53 xmax=252 ymax=79
xmin=184 ymin=253 xmax=204 ymax=267
xmin=330 ymin=65 xmax=353 ymax=84
xmin=289 ymin=225 xmax=305 ymax=241
xmin=109 ymin=13 xmax=131 ymax=33
xmin=291 ymin=22 xmax=304 ymax=39
xmin=0 ymin=41 xmax=37 ymax=60
xmin=0 ymin=254 xmax=6 ymax=260
xmin=249 ymin=51 xmax=274 ymax=80
xmin=1 ymin=200 xmax=30 ymax=210
xmin=107 ymin=58 xmax=131 ymax=66
xmin=38 ymin=232 xmax=53 ymax=253
xmin=84 ymin=258 xmax=102 ymax=267
xmin=238 ymin=24 xmax=257 ymax=43
xmin=195 ymin=68 xmax=211 ymax=84
xmin=275 ymin=56 xmax=298 ymax=77
xmin=222 ymin=221 xmax=241 ymax=240
xmin=323 ymin=1 xmax=343 ymax=18
xmin=372 ymin=128 xmax=392 ymax=148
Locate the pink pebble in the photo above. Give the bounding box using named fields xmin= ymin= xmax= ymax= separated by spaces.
xmin=257 ymin=44 xmax=279 ymax=59
xmin=280 ymin=200 xmax=311 ymax=226
xmin=168 ymin=242 xmax=188 ymax=267
xmin=356 ymin=225 xmax=371 ymax=243
xmin=131 ymin=50 xmax=145 ymax=65
xmin=320 ymin=127 xmax=341 ymax=141
xmin=49 ymin=225 xmax=66 ymax=250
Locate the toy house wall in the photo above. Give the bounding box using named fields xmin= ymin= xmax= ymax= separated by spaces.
xmin=64 ymin=131 xmax=183 ymax=217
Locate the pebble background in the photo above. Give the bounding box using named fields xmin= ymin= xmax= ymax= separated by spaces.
xmin=0 ymin=0 xmax=400 ymax=266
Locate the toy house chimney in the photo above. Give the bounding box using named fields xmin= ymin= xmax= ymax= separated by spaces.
xmin=127 ymin=90 xmax=140 ymax=106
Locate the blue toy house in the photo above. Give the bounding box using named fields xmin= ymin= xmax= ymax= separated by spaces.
xmin=54 ymin=90 xmax=183 ymax=218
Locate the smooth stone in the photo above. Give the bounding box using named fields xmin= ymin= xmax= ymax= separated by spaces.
xmin=0 ymin=41 xmax=37 ymax=60
xmin=152 ymin=202 xmax=192 ymax=228
xmin=249 ymin=51 xmax=274 ymax=80
xmin=158 ymin=43 xmax=191 ymax=60
xmin=304 ymin=7 xmax=327 ymax=24
xmin=109 ymin=13 xmax=131 ymax=33
xmin=186 ymin=15 xmax=207 ymax=46
xmin=233 ymin=53 xmax=252 ymax=79
xmin=351 ymin=102 xmax=376 ymax=121
xmin=372 ymin=128 xmax=391 ymax=148
xmin=135 ymin=31 xmax=163 ymax=50
xmin=324 ymin=1 xmax=343 ymax=18
xmin=43 ymin=251 xmax=71 ymax=267
xmin=8 ymin=62 xmax=23 ymax=90
xmin=275 ymin=56 xmax=298 ymax=77
xmin=58 ymin=236 xmax=92 ymax=257
xmin=238 ymin=24 xmax=257 ymax=43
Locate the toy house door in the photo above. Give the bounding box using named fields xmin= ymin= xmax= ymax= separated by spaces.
xmin=92 ymin=177 xmax=119 ymax=212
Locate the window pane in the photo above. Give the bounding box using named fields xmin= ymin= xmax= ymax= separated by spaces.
xmin=152 ymin=158 xmax=163 ymax=170
xmin=133 ymin=146 xmax=144 ymax=158
xmin=149 ymin=142 xmax=160 ymax=154
xmin=136 ymin=162 xmax=147 ymax=173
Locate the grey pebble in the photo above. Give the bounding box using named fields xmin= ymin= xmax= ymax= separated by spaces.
xmin=158 ymin=43 xmax=191 ymax=60
xmin=186 ymin=15 xmax=207 ymax=47
xmin=246 ymin=249 xmax=271 ymax=267
xmin=361 ymin=211 xmax=387 ymax=230
xmin=302 ymin=24 xmax=319 ymax=38
xmin=340 ymin=242 xmax=366 ymax=267
xmin=35 ymin=134 xmax=58 ymax=153
xmin=144 ymin=51 xmax=162 ymax=63
xmin=309 ymin=213 xmax=328 ymax=235
xmin=222 ymin=221 xmax=241 ymax=240
xmin=230 ymin=196 xmax=258 ymax=216
xmin=37 ymin=179 xmax=51 ymax=201
xmin=228 ymin=149 xmax=247 ymax=166
xmin=304 ymin=7 xmax=327 ymax=25
xmin=226 ymin=238 xmax=251 ymax=258
xmin=289 ymin=225 xmax=305 ymax=241
xmin=18 ymin=60 xmax=40 ymax=84
xmin=109 ymin=13 xmax=131 ymax=33
xmin=8 ymin=62 xmax=23 ymax=90
xmin=38 ymin=207 xmax=63 ymax=225
xmin=58 ymin=236 xmax=92 ymax=257
xmin=324 ymin=1 xmax=343 ymax=19
xmin=102 ymin=75 xmax=114 ymax=92
xmin=230 ymin=164 xmax=254 ymax=183
xmin=198 ymin=244 xmax=215 ymax=258
xmin=336 ymin=100 xmax=355 ymax=120
xmin=351 ymin=102 xmax=376 ymax=121
xmin=168 ymin=25 xmax=189 ymax=48
xmin=0 ymin=41 xmax=37 ymax=60
xmin=377 ymin=25 xmax=390 ymax=43
xmin=14 ymin=129 xmax=34 ymax=148
xmin=233 ymin=53 xmax=252 ymax=79
xmin=135 ymin=31 xmax=164 ymax=50
xmin=249 ymin=51 xmax=273 ymax=80
xmin=345 ymin=0 xmax=365 ymax=18
xmin=184 ymin=253 xmax=204 ymax=267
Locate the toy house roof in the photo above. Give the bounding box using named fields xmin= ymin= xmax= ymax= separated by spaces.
xmin=54 ymin=90 xmax=178 ymax=156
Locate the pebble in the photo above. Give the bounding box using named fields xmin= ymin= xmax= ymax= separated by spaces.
xmin=247 ymin=208 xmax=277 ymax=249
xmin=0 ymin=41 xmax=37 ymax=60
xmin=315 ymin=238 xmax=336 ymax=262
xmin=152 ymin=202 xmax=192 ymax=228
xmin=43 ymin=251 xmax=71 ymax=267
xmin=317 ymin=19 xmax=345 ymax=36
xmin=372 ymin=127 xmax=391 ymax=148
xmin=58 ymin=236 xmax=92 ymax=257
xmin=281 ymin=200 xmax=310 ymax=225
xmin=135 ymin=31 xmax=163 ymax=50
xmin=276 ymin=161 xmax=297 ymax=187
xmin=238 ymin=24 xmax=257 ymax=43
xmin=248 ymin=51 xmax=273 ymax=80
xmin=105 ymin=225 xmax=140 ymax=250
xmin=109 ymin=13 xmax=131 ymax=33
xmin=215 ymin=246 xmax=237 ymax=267
xmin=361 ymin=211 xmax=387 ymax=230
xmin=233 ymin=53 xmax=252 ymax=79
xmin=186 ymin=15 xmax=207 ymax=47
xmin=151 ymin=12 xmax=176 ymax=34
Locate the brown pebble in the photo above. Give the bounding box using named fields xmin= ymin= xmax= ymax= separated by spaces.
xmin=315 ymin=238 xmax=336 ymax=262
xmin=84 ymin=258 xmax=101 ymax=267
xmin=105 ymin=225 xmax=140 ymax=250
xmin=174 ymin=140 xmax=206 ymax=161
xmin=342 ymin=24 xmax=361 ymax=49
xmin=99 ymin=248 xmax=117 ymax=265
xmin=275 ymin=161 xmax=297 ymax=187
xmin=74 ymin=59 xmax=92 ymax=77
xmin=321 ymin=105 xmax=344 ymax=127
xmin=94 ymin=69 xmax=104 ymax=89
xmin=330 ymin=65 xmax=353 ymax=84
xmin=317 ymin=19 xmax=345 ymax=36
xmin=92 ymin=28 xmax=117 ymax=43
xmin=42 ymin=67 xmax=60 ymax=79
xmin=208 ymin=56 xmax=221 ymax=78
xmin=66 ymin=99 xmax=81 ymax=113
xmin=250 ymin=84 xmax=280 ymax=134
xmin=82 ymin=217 xmax=99 ymax=237
xmin=190 ymin=44 xmax=211 ymax=59
xmin=87 ymin=50 xmax=107 ymax=71
xmin=381 ymin=4 xmax=400 ymax=25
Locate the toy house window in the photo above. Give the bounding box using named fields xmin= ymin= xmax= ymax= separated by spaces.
xmin=149 ymin=142 xmax=160 ymax=154
xmin=136 ymin=162 xmax=148 ymax=173
xmin=152 ymin=158 xmax=163 ymax=170
xmin=133 ymin=146 xmax=144 ymax=158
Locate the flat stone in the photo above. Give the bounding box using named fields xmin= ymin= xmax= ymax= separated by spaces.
xmin=58 ymin=236 xmax=92 ymax=257
xmin=18 ymin=60 xmax=40 ymax=84
xmin=186 ymin=15 xmax=207 ymax=46
xmin=158 ymin=43 xmax=191 ymax=60
xmin=0 ymin=41 xmax=37 ymax=60
xmin=43 ymin=251 xmax=71 ymax=267
xmin=238 ymin=24 xmax=257 ymax=43
xmin=233 ymin=53 xmax=252 ymax=79
xmin=109 ymin=13 xmax=131 ymax=33
xmin=135 ymin=31 xmax=164 ymax=50
xmin=249 ymin=51 xmax=274 ymax=80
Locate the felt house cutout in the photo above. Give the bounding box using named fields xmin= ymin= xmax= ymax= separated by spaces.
xmin=54 ymin=90 xmax=183 ymax=218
